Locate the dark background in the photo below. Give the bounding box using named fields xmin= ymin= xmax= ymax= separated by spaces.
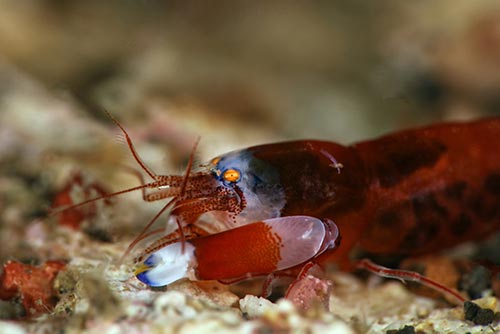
xmin=1 ymin=1 xmax=499 ymax=144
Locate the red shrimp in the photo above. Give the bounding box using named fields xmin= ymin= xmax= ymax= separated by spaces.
xmin=55 ymin=116 xmax=500 ymax=303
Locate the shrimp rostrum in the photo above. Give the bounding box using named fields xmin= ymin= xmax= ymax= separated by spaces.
xmin=57 ymin=116 xmax=500 ymax=303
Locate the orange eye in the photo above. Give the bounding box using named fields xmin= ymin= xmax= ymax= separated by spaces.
xmin=210 ymin=157 xmax=221 ymax=166
xmin=223 ymin=169 xmax=241 ymax=183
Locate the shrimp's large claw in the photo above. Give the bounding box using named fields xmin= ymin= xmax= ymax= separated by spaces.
xmin=135 ymin=216 xmax=340 ymax=287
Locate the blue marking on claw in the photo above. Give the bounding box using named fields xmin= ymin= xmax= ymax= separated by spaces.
xmin=136 ymin=271 xmax=152 ymax=286
xmin=144 ymin=254 xmax=157 ymax=267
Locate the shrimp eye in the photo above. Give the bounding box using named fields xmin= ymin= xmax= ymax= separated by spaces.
xmin=210 ymin=157 xmax=221 ymax=166
xmin=223 ymin=169 xmax=241 ymax=183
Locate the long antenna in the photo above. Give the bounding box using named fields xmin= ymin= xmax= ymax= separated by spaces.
xmin=104 ymin=110 xmax=157 ymax=180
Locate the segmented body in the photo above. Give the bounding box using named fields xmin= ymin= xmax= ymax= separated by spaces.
xmin=246 ymin=118 xmax=500 ymax=267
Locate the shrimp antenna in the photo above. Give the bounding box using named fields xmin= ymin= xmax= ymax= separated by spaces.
xmin=49 ymin=182 xmax=158 ymax=216
xmin=119 ymin=136 xmax=201 ymax=262
xmin=103 ymin=110 xmax=157 ymax=180
xmin=50 ymin=110 xmax=204 ymax=263
xmin=50 ymin=111 xmax=161 ymax=216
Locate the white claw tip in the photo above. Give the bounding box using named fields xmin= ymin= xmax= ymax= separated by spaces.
xmin=136 ymin=242 xmax=195 ymax=287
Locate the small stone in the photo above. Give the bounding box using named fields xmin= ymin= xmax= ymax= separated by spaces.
xmin=463 ymin=301 xmax=494 ymax=325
